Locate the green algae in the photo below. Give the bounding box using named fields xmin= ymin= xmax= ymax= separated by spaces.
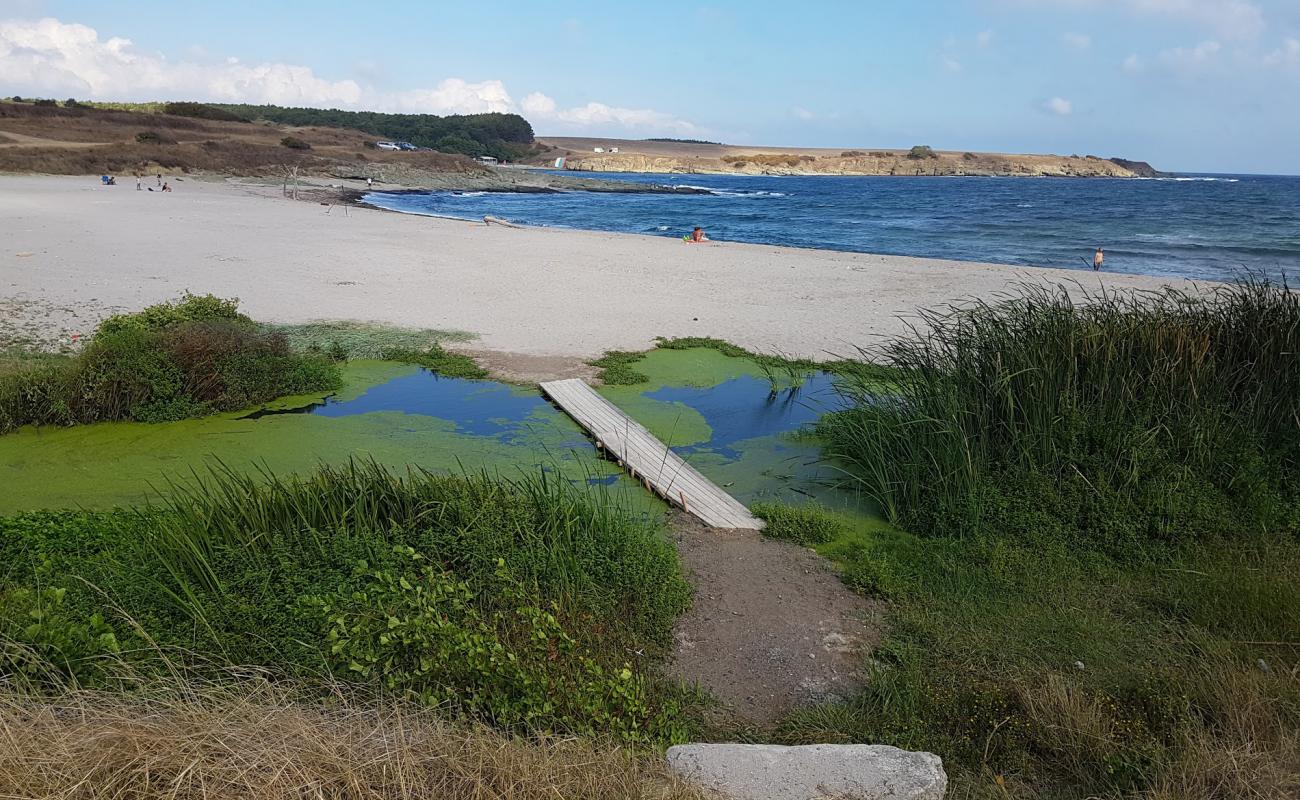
xmin=0 ymin=360 xmax=640 ymax=515
xmin=595 ymin=348 xmax=764 ymax=447
xmin=0 ymin=348 xmax=873 ymax=524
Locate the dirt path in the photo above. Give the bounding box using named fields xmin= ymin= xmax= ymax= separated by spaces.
xmin=667 ymin=512 xmax=883 ymax=727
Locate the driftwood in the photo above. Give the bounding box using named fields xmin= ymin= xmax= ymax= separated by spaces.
xmin=483 ymin=215 xmax=522 ymax=228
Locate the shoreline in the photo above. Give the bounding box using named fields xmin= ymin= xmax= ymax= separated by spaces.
xmin=1 ymin=174 xmax=1203 ymax=379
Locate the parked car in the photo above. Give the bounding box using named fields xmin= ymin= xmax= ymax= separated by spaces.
xmin=375 ymin=141 xmax=400 ymax=151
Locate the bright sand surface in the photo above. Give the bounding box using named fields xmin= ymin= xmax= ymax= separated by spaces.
xmin=1 ymin=175 xmax=1196 ymax=365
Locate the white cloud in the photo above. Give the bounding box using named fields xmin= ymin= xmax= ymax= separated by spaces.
xmin=1158 ymin=39 xmax=1222 ymax=71
xmin=943 ymin=56 xmax=964 ymax=72
xmin=387 ymin=79 xmax=514 ymax=114
xmin=0 ymin=17 xmax=697 ymax=134
xmin=1123 ymin=53 xmax=1144 ymax=72
xmin=1043 ymin=96 xmax=1073 ymax=115
xmin=791 ymin=106 xmax=815 ymax=120
xmin=976 ymin=29 xmax=995 ymax=48
xmin=520 ymin=91 xmax=557 ymax=115
xmin=1016 ymin=1 xmax=1264 ymax=40
xmin=527 ymin=98 xmax=699 ymax=135
xmin=1064 ymin=32 xmax=1092 ymax=49
xmin=1264 ymin=38 xmax=1300 ymax=67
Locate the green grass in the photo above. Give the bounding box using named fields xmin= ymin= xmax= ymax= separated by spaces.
xmin=0 ymin=461 xmax=693 ymax=742
xmin=382 ymin=344 xmax=488 ymax=379
xmin=783 ymin=275 xmax=1300 ymax=798
xmin=775 ymin=524 xmax=1300 ymax=798
xmin=751 ymin=502 xmax=846 ymax=546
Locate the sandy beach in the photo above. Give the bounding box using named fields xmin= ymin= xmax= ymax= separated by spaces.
xmin=1 ymin=174 xmax=1193 ymax=376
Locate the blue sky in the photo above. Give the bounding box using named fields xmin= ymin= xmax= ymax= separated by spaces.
xmin=2 ymin=0 xmax=1298 ymax=173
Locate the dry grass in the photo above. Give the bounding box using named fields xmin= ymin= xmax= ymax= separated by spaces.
xmin=721 ymin=153 xmax=815 ymax=167
xmin=0 ymin=678 xmax=703 ymax=800
xmin=1139 ymin=661 xmax=1300 ymax=800
xmin=0 ymin=102 xmax=482 ymax=178
xmin=1009 ymin=658 xmax=1300 ymax=800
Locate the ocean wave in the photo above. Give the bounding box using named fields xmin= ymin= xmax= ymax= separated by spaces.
xmin=1137 ymin=177 xmax=1240 ymax=183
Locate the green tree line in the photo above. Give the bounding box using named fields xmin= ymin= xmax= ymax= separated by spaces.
xmin=213 ymin=104 xmax=536 ymax=160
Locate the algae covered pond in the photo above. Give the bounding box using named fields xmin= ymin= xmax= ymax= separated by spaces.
xmin=0 ymin=348 xmax=862 ymax=515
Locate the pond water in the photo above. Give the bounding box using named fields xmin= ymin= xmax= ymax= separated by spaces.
xmin=0 ymin=350 xmax=867 ymax=516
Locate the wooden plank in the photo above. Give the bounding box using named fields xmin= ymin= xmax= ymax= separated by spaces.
xmin=540 ymin=379 xmax=765 ymax=530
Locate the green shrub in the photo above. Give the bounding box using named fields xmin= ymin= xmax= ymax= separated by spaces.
xmin=0 ymin=295 xmax=339 ymax=432
xmin=97 ymin=294 xmax=248 ymax=337
xmin=280 ymin=136 xmax=311 ymax=150
xmin=752 ymin=502 xmax=845 ymax=546
xmin=308 ymin=547 xmax=683 ymax=741
xmin=135 ymin=130 xmax=174 ymax=145
xmin=162 ymin=102 xmax=249 ymax=122
xmin=0 ymin=580 xmax=120 ymax=688
xmin=906 ymin=145 xmax=937 ymax=160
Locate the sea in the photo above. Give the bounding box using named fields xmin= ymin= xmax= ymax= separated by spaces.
xmin=365 ymin=172 xmax=1300 ymax=284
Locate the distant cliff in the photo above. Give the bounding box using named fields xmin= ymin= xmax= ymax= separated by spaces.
xmin=539 ymin=139 xmax=1158 ymax=179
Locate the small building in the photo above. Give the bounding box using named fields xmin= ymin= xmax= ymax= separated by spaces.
xmin=475 ymin=155 xmax=499 ymax=165
xmin=610 ymin=147 xmax=620 ymax=153
xmin=593 ymin=147 xmax=605 ymax=153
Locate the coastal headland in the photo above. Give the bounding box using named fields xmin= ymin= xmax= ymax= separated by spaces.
xmin=538 ymin=136 xmax=1160 ymax=178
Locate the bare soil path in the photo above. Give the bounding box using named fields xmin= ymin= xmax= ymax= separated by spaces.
xmin=667 ymin=512 xmax=883 ymax=727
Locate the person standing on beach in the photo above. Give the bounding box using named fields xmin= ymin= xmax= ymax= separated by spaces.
xmin=1093 ymin=247 xmax=1104 ymax=271
xmin=366 ymin=176 xmax=373 ymax=189
xmin=135 ymin=175 xmax=142 ymax=191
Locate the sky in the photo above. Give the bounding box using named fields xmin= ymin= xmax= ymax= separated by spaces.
xmin=2 ymin=0 xmax=1298 ymax=173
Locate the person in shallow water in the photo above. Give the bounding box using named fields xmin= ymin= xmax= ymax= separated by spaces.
xmin=684 ymin=226 xmax=709 ymax=243
xmin=1094 ymin=247 xmax=1104 ymax=271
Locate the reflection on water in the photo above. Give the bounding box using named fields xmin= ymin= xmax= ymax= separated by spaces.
xmin=645 ymin=373 xmax=843 ymax=458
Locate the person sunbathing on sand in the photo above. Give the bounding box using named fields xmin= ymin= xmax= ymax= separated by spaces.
xmin=684 ymin=226 xmax=709 ymax=243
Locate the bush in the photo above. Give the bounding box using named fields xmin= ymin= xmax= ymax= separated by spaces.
xmin=162 ymin=102 xmax=249 ymax=123
xmin=97 ymin=293 xmax=248 ymax=336
xmin=135 ymin=131 xmax=175 ymax=145
xmin=906 ymin=145 xmax=937 ymax=160
xmin=0 ymin=295 xmax=339 ymax=432
xmin=280 ymin=136 xmax=311 ymax=150
xmin=309 ymin=548 xmax=680 ymax=741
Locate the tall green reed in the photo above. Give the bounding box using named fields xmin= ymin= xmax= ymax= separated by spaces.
xmin=820 ymin=276 xmax=1299 ymax=545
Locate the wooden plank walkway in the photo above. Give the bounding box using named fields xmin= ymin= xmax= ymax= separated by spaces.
xmin=540 ymin=379 xmax=765 ymax=530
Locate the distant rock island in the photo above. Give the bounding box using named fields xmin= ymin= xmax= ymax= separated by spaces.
xmin=537 ymin=137 xmax=1160 ymax=179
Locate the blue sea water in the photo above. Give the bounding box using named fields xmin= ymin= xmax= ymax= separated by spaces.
xmin=366 ymin=172 xmax=1300 ymax=283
